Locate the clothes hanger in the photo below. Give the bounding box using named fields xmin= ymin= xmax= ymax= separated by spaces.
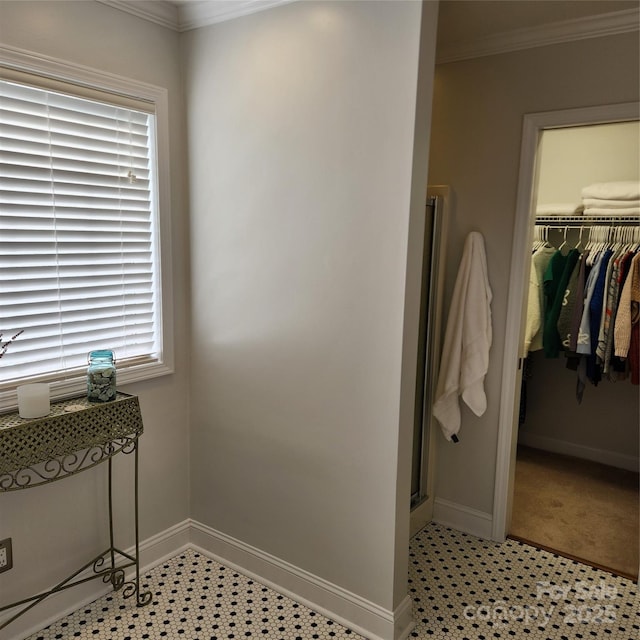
xmin=532 ymin=225 xmax=543 ymax=252
xmin=586 ymin=226 xmax=606 ymax=265
xmin=558 ymin=226 xmax=570 ymax=254
xmin=574 ymin=226 xmax=585 ymax=253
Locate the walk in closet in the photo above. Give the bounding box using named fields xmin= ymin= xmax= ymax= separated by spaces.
xmin=508 ymin=121 xmax=640 ymax=580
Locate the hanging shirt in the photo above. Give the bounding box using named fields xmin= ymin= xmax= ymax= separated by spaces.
xmin=576 ymin=251 xmax=606 ymax=356
xmin=595 ymin=249 xmax=618 ymax=361
xmin=542 ymin=248 xmax=580 ymax=358
xmin=631 ymin=252 xmax=640 ymax=384
xmin=614 ymin=252 xmax=640 ymax=359
xmin=587 ymin=249 xmax=614 ymax=384
xmin=610 ymin=251 xmax=636 ymax=377
xmin=524 ymin=246 xmax=556 ymax=353
xmin=569 ymin=250 xmax=590 ymax=353
xmin=631 ymin=315 xmax=640 ymax=385
xmin=600 ymin=251 xmax=623 ymax=372
xmin=558 ymin=252 xmax=582 ymax=350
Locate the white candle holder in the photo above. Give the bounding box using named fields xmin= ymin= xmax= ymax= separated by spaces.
xmin=17 ymin=383 xmax=50 ymax=419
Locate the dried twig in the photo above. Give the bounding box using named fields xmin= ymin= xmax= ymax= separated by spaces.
xmin=0 ymin=330 xmax=24 ymax=359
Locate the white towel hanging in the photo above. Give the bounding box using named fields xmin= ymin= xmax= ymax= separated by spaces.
xmin=432 ymin=231 xmax=493 ymax=442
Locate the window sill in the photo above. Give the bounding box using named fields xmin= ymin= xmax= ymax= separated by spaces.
xmin=0 ymin=361 xmax=174 ymax=414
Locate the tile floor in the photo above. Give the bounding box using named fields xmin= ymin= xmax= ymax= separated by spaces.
xmin=24 ymin=523 xmax=639 ymax=640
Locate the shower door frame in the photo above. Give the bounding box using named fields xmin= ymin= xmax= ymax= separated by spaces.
xmin=410 ymin=185 xmax=450 ymax=537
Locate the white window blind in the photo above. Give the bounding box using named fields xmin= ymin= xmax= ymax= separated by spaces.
xmin=0 ymin=78 xmax=161 ymax=385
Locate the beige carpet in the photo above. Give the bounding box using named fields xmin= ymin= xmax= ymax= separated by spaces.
xmin=509 ymin=445 xmax=639 ymax=579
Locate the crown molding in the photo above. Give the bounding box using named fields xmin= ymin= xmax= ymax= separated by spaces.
xmin=96 ymin=1 xmax=179 ymax=30
xmin=96 ymin=0 xmax=297 ymax=31
xmin=437 ymin=7 xmax=640 ymax=65
xmin=177 ymin=0 xmax=297 ymax=31
xmin=96 ymin=1 xmax=639 ymax=49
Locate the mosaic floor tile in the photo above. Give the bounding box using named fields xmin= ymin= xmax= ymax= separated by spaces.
xmin=25 ymin=550 xmax=361 ymax=640
xmin=23 ymin=523 xmax=639 ymax=640
xmin=409 ymin=523 xmax=639 ymax=640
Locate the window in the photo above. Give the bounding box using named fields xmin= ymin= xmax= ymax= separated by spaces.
xmin=0 ymin=52 xmax=173 ymax=409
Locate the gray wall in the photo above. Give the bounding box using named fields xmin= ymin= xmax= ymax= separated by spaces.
xmin=521 ymin=352 xmax=639 ymax=465
xmin=0 ymin=1 xmax=191 ymax=632
xmin=427 ymin=31 xmax=640 ymax=515
xmin=0 ymin=0 xmax=440 ymax=632
xmin=536 ymin=121 xmax=640 ymax=207
xmin=183 ymin=0 xmax=436 ymax=612
xmin=6 ymin=0 xmax=638 ymax=635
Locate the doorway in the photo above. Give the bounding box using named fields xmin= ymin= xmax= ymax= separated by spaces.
xmin=492 ymin=102 xmax=640 ymax=579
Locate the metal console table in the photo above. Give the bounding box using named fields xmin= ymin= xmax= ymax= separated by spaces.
xmin=0 ymin=392 xmax=152 ymax=631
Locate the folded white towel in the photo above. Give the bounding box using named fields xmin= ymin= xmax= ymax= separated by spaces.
xmin=582 ymin=198 xmax=640 ymax=209
xmin=583 ymin=207 xmax=640 ymax=216
xmin=581 ymin=181 xmax=640 ymax=201
xmin=433 ymin=232 xmax=492 ymax=442
xmin=536 ymin=203 xmax=583 ymax=216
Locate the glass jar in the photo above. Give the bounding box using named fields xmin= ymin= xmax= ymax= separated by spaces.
xmin=87 ymin=349 xmax=117 ymax=402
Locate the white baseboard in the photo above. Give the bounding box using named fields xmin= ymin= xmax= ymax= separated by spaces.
xmin=135 ymin=518 xmax=192 ymax=570
xmin=432 ymin=497 xmax=494 ymax=540
xmin=4 ymin=519 xmax=191 ymax=640
xmin=190 ymin=519 xmax=412 ymax=640
xmin=4 ymin=519 xmax=413 ymax=640
xmin=392 ymin=596 xmax=415 ymax=640
xmin=410 ymin=497 xmax=433 ymax=538
xmin=518 ymin=432 xmax=639 ymax=472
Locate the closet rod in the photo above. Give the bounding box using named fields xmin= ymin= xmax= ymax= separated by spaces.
xmin=535 ymin=215 xmax=640 ymax=226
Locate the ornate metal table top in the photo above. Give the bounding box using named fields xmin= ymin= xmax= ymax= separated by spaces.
xmin=0 ymin=392 xmax=143 ymax=491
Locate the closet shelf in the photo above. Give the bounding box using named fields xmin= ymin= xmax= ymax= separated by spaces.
xmin=535 ymin=215 xmax=640 ymax=226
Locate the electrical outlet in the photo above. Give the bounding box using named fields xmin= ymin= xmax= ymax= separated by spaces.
xmin=0 ymin=538 xmax=13 ymax=573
